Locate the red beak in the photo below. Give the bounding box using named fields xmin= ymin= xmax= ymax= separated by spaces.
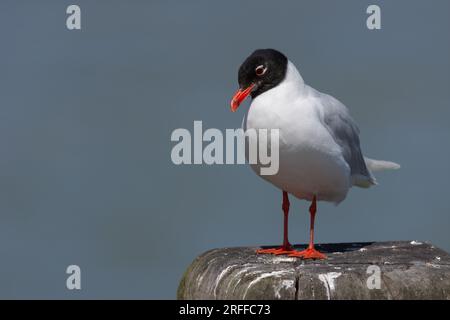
xmin=230 ymin=84 xmax=255 ymax=112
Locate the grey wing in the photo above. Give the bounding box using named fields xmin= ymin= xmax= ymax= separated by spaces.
xmin=320 ymin=94 xmax=375 ymax=186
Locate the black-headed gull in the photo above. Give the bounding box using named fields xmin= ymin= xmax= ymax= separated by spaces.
xmin=230 ymin=49 xmax=399 ymax=259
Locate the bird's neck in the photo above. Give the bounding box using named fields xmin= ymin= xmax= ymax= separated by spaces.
xmin=283 ymin=60 xmax=306 ymax=93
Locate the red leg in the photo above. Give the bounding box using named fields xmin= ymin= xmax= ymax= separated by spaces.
xmin=289 ymin=195 xmax=326 ymax=259
xmin=257 ymin=191 xmax=295 ymax=255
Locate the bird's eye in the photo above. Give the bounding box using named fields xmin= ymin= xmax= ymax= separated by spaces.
xmin=255 ymin=65 xmax=267 ymax=76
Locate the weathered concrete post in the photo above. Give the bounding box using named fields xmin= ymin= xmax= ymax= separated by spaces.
xmin=178 ymin=241 xmax=450 ymax=299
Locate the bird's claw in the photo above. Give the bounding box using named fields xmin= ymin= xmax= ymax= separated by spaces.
xmin=256 ymin=245 xmax=295 ymax=256
xmin=288 ymin=247 xmax=327 ymax=260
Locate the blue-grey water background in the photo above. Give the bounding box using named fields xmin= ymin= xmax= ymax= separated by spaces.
xmin=0 ymin=0 xmax=449 ymax=298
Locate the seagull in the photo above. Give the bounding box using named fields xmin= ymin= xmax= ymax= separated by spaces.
xmin=230 ymin=49 xmax=400 ymax=259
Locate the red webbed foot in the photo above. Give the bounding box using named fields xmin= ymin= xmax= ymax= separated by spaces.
xmin=256 ymin=244 xmax=295 ymax=255
xmin=289 ymin=247 xmax=327 ymax=260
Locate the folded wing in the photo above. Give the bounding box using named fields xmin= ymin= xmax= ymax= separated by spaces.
xmin=319 ymin=93 xmax=377 ymax=188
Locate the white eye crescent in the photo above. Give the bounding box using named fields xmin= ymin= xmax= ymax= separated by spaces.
xmin=255 ymin=65 xmax=267 ymax=76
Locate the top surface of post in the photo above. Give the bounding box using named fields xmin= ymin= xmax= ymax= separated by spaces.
xmin=178 ymin=241 xmax=450 ymax=300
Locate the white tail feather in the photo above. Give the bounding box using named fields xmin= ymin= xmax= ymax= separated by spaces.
xmin=364 ymin=157 xmax=401 ymax=172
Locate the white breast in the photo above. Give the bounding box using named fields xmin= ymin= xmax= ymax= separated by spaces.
xmin=244 ymin=61 xmax=351 ymax=203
